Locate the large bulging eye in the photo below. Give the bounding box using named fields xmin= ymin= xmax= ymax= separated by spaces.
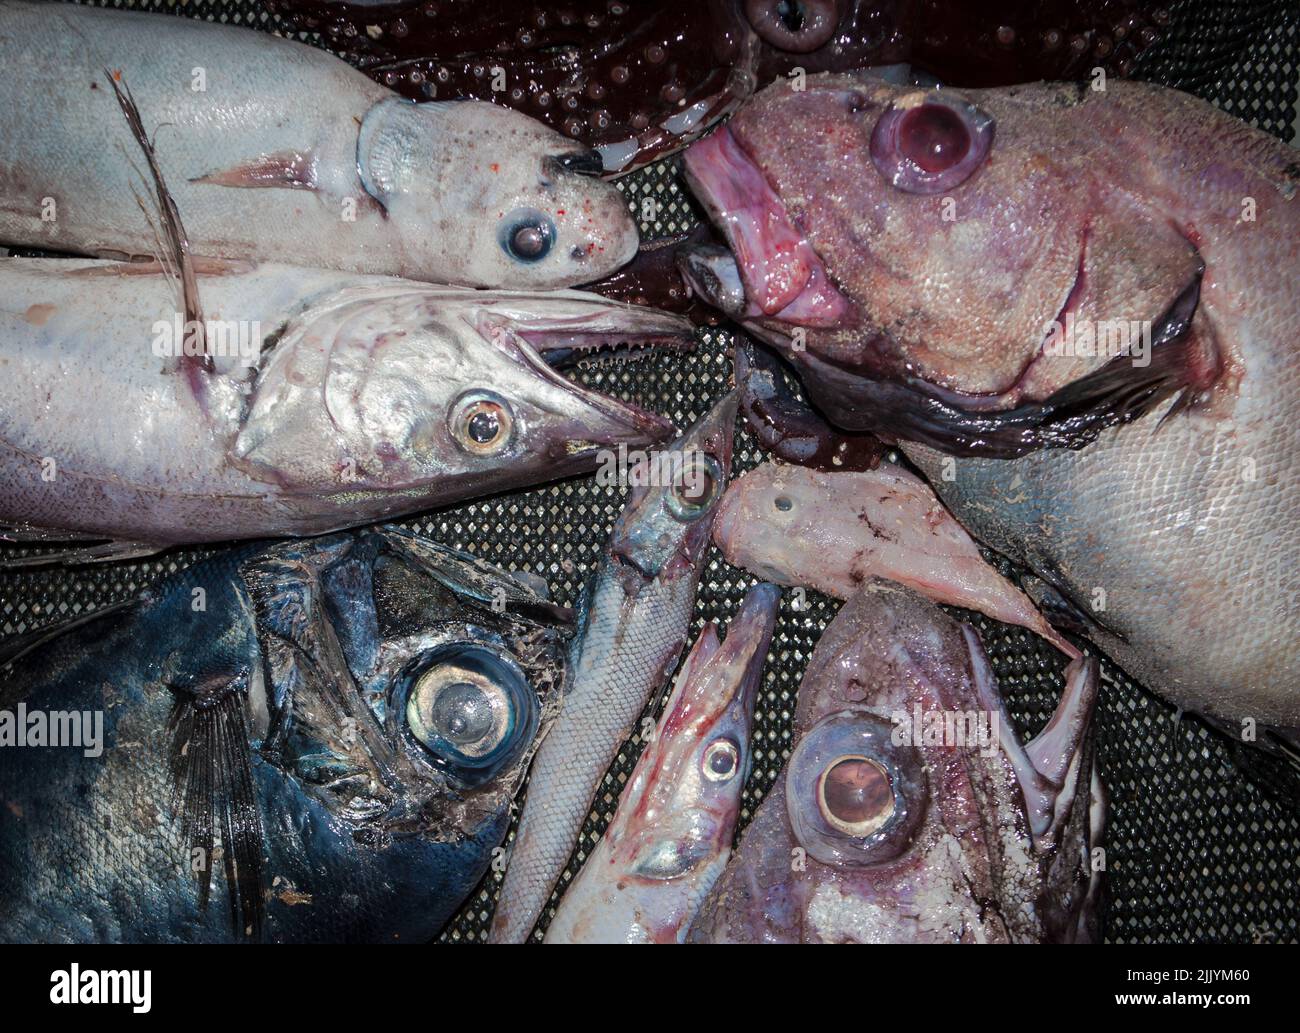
xmin=449 ymin=391 xmax=514 ymax=455
xmin=499 ymin=207 xmax=555 ymax=263
xmin=667 ymin=452 xmax=723 ymax=522
xmin=702 ymin=738 xmax=741 ymax=782
xmin=786 ymin=709 xmax=927 ymax=866
xmin=744 ymin=0 xmax=841 ymax=53
xmin=870 ymin=94 xmax=994 ymax=195
xmin=401 ymin=644 xmax=538 ymax=783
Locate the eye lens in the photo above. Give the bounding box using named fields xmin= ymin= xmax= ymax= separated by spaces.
xmin=500 ymin=207 xmax=555 ymax=263
xmin=899 ymin=105 xmax=970 ymax=174
xmin=666 ymin=452 xmax=723 ymax=521
xmin=819 ymin=755 xmax=894 ymax=835
xmin=451 ymin=392 xmax=513 ymax=455
xmin=703 ymin=739 xmax=740 ymax=781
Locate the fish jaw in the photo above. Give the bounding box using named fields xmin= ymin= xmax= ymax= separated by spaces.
xmin=232 ymin=285 xmax=693 ymax=517
xmin=681 ymin=75 xmax=1223 ymax=458
xmin=356 ymin=98 xmax=639 ymax=288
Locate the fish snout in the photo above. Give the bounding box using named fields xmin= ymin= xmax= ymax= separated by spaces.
xmin=677 ymin=243 xmax=748 ymax=317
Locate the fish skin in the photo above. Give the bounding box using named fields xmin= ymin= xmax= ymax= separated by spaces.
xmin=683 ymin=73 xmax=1299 ymax=728
xmin=0 ymin=1 xmax=636 ymax=289
xmin=712 ymin=461 xmax=1078 ymax=657
xmin=688 ymin=580 xmax=1103 ymax=944
xmin=489 ymin=392 xmax=739 ymax=943
xmin=0 ymin=257 xmax=690 ymax=549
xmin=0 ymin=527 xmax=570 ymax=943
xmin=544 ymin=582 xmax=779 ymax=944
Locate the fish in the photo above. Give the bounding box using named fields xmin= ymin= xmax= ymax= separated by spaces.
xmin=0 ymin=257 xmax=692 ymax=558
xmin=489 ymin=391 xmax=739 ymax=942
xmin=0 ymin=1 xmax=636 ymax=288
xmin=688 ymin=579 xmax=1105 ymax=943
xmin=266 ymin=0 xmax=1172 ymax=174
xmin=543 ymin=582 xmax=779 ymax=944
xmin=0 ymin=527 xmax=572 ymax=943
xmin=680 ymin=72 xmax=1300 ymax=731
xmin=713 ymin=460 xmax=1079 ymax=656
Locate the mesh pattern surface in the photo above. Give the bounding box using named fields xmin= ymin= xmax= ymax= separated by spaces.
xmin=2 ymin=0 xmax=1297 ymax=944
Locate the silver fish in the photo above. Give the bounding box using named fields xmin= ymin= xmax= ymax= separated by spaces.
xmin=0 ymin=257 xmax=690 ymax=555
xmin=681 ymin=73 xmax=1299 ymax=731
xmin=544 ymin=583 xmax=779 ymax=944
xmin=689 ymin=580 xmax=1104 ymax=943
xmin=489 ymin=392 xmax=739 ymax=942
xmin=713 ymin=461 xmax=1077 ymax=656
xmin=0 ymin=1 xmax=636 ymax=288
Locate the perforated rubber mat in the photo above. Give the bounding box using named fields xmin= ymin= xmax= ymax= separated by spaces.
xmin=2 ymin=0 xmax=1297 ymax=944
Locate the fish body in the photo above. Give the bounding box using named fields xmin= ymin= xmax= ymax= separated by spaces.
xmin=0 ymin=527 xmax=571 ymax=942
xmin=489 ymin=392 xmax=739 ymax=942
xmin=0 ymin=257 xmax=688 ymax=550
xmin=544 ymin=583 xmax=779 ymax=944
xmin=689 ymin=580 xmax=1103 ymax=943
xmin=0 ymin=1 xmax=635 ymax=288
xmin=682 ymin=73 xmax=1299 ymax=728
xmin=713 ymin=461 xmax=1077 ymax=655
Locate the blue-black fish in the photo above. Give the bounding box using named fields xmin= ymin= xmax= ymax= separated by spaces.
xmin=0 ymin=528 xmax=571 ymax=943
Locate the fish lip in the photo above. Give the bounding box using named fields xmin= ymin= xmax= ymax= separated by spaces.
xmin=478 ymin=298 xmax=697 ymax=448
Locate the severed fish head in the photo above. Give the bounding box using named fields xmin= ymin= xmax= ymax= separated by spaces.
xmin=689 ymin=579 xmax=1104 ymax=943
xmin=680 ymin=73 xmax=1216 ymax=457
xmin=232 ymin=284 xmax=694 ymax=527
xmin=358 ymin=98 xmax=638 ymax=287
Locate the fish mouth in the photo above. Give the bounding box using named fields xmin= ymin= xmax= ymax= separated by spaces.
xmin=478 ymin=294 xmax=698 ymax=450
xmin=679 ymin=125 xmax=851 ymax=327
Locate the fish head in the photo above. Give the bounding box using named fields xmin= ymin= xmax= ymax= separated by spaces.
xmin=691 ymin=580 xmax=1103 ymax=943
xmin=358 ymin=98 xmax=638 ymax=287
xmin=233 ymin=286 xmax=692 ymax=514
xmin=607 ymin=390 xmax=740 ymax=579
xmin=240 ymin=529 xmax=573 ymax=936
xmin=605 ymin=583 xmax=779 ymax=886
xmin=681 ymin=74 xmax=1209 ymax=456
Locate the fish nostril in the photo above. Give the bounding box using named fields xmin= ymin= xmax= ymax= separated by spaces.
xmin=570 ymin=245 xmax=588 ymax=261
xmin=551 ymin=150 xmax=605 ymax=176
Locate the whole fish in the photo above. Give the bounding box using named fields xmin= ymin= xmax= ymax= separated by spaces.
xmin=680 ymin=73 xmax=1300 ymax=731
xmin=713 ymin=461 xmax=1078 ymax=656
xmin=0 ymin=1 xmax=636 ymax=288
xmin=489 ymin=392 xmax=738 ymax=942
xmin=689 ymin=580 xmax=1104 ymax=943
xmin=544 ymin=582 xmax=779 ymax=944
xmin=0 ymin=257 xmax=690 ymax=557
xmin=0 ymin=527 xmax=571 ymax=943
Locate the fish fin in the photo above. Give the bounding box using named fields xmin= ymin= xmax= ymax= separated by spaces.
xmin=0 ymin=599 xmax=139 ymax=672
xmin=166 ymin=669 xmax=265 ymax=939
xmin=190 ymin=151 xmax=317 ymax=191
xmin=0 ymin=539 xmax=163 ymax=569
xmin=104 ymin=68 xmax=214 ymax=399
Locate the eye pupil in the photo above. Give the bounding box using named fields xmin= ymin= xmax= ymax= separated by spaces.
xmin=467 ymin=409 xmax=501 ymax=444
xmin=432 ymin=682 xmax=494 ymax=745
xmin=899 ymin=104 xmax=970 ymax=174
xmin=821 ymin=756 xmax=894 ymax=832
xmin=778 ymin=0 xmax=804 ymax=31
xmin=774 ymin=495 xmax=793 ymax=512
xmin=512 ymin=224 xmax=548 ymax=258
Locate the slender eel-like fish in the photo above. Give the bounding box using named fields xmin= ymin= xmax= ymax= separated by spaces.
xmin=0 ymin=1 xmax=637 ymax=288
xmin=489 ymin=392 xmax=738 ymax=942
xmin=545 ymin=583 xmax=779 ymax=944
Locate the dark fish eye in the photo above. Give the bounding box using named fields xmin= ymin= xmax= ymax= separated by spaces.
xmin=450 ymin=391 xmax=514 ymax=455
xmin=702 ymin=738 xmax=741 ymax=782
xmin=744 ymin=0 xmax=841 ymax=53
xmin=870 ymin=94 xmax=995 ymax=195
xmin=401 ymin=644 xmax=538 ymax=783
xmin=500 ymin=207 xmax=555 ymax=262
xmin=667 ymin=452 xmax=723 ymax=522
xmin=786 ymin=709 xmax=927 ymax=866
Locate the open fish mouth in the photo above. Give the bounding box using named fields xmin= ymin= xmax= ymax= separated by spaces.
xmin=679 ymin=125 xmax=851 ymax=327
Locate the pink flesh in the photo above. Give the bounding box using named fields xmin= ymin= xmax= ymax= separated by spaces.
xmin=684 ymin=127 xmax=850 ymax=326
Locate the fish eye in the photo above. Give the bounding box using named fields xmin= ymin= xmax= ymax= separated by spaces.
xmin=869 ymin=94 xmax=994 ymax=195
xmin=786 ymin=709 xmax=927 ymax=866
xmin=400 ymin=644 xmax=538 ymax=783
xmin=499 ymin=207 xmax=555 ymax=263
xmin=702 ymin=738 xmax=741 ymax=782
xmin=449 ymin=391 xmax=514 ymax=455
xmin=744 ymin=0 xmax=840 ymax=53
xmin=666 ymin=452 xmax=723 ymax=522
